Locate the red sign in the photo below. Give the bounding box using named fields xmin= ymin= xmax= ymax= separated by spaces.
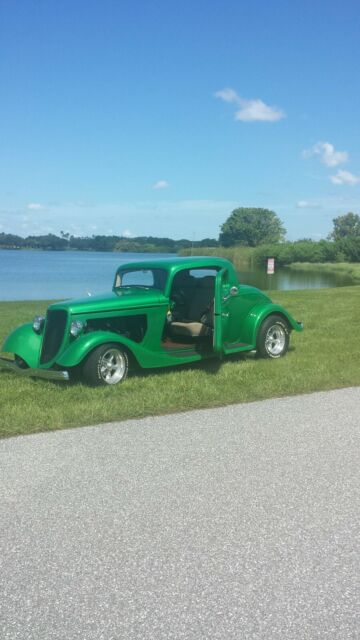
xmin=267 ymin=258 xmax=275 ymax=275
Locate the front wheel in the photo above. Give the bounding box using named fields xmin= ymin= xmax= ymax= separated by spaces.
xmin=14 ymin=354 xmax=29 ymax=369
xmin=256 ymin=315 xmax=290 ymax=359
xmin=82 ymin=344 xmax=129 ymax=386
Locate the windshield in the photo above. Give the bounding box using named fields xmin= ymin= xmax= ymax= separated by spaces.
xmin=114 ymin=267 xmax=168 ymax=292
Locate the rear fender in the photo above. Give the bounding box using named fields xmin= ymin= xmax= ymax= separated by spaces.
xmin=246 ymin=304 xmax=303 ymax=345
xmin=1 ymin=323 xmax=42 ymax=368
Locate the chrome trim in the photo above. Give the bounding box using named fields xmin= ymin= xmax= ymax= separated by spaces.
xmin=33 ymin=315 xmax=45 ymax=333
xmin=0 ymin=357 xmax=70 ymax=381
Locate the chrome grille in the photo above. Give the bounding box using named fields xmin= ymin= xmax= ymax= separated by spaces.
xmin=40 ymin=310 xmax=68 ymax=364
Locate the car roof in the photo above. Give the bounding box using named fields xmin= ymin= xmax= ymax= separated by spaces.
xmin=116 ymin=256 xmax=233 ymax=272
xmin=114 ymin=256 xmax=239 ymax=290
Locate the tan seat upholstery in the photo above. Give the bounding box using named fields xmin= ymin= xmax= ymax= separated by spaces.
xmin=170 ymin=276 xmax=215 ymax=337
xmin=170 ymin=321 xmax=209 ymax=337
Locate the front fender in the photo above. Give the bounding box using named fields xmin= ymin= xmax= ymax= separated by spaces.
xmin=1 ymin=323 xmax=42 ymax=368
xmin=56 ymin=331 xmax=137 ymax=367
xmin=246 ymin=303 xmax=303 ymax=345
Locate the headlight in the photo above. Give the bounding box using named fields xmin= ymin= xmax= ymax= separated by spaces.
xmin=70 ymin=320 xmax=85 ymax=337
xmin=33 ymin=315 xmax=45 ymax=333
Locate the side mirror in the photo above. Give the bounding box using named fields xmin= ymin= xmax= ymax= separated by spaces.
xmin=222 ymin=286 xmax=238 ymax=303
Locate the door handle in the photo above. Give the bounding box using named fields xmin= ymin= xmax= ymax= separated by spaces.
xmin=221 ymin=312 xmax=229 ymax=318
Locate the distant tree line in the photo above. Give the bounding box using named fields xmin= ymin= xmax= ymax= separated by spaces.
xmin=0 ymin=232 xmax=219 ymax=253
xmin=253 ymin=237 xmax=360 ymax=266
xmin=220 ymin=208 xmax=360 ymax=263
xmin=1 ymin=210 xmax=359 ymax=263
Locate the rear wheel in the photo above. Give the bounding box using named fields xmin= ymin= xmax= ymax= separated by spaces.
xmin=82 ymin=344 xmax=129 ymax=386
xmin=257 ymin=315 xmax=290 ymax=359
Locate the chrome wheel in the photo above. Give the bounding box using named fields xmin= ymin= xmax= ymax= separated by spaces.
xmin=98 ymin=348 xmax=127 ymax=384
xmin=82 ymin=343 xmax=129 ymax=386
xmin=257 ymin=315 xmax=290 ymax=359
xmin=265 ymin=323 xmax=286 ymax=356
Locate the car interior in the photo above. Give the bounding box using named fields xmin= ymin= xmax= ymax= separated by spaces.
xmin=163 ymin=268 xmax=218 ymax=347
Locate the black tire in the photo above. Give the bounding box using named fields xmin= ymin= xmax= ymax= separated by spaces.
xmin=66 ymin=364 xmax=82 ymax=383
xmin=14 ymin=354 xmax=29 ymax=369
xmin=82 ymin=344 xmax=129 ymax=386
xmin=256 ymin=315 xmax=290 ymax=359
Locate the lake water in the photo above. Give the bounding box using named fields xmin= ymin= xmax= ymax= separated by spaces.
xmin=0 ymin=249 xmax=355 ymax=301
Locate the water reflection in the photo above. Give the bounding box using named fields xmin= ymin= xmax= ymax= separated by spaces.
xmin=237 ymin=266 xmax=354 ymax=291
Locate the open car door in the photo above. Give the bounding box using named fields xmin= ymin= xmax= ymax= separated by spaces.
xmin=213 ymin=268 xmax=228 ymax=356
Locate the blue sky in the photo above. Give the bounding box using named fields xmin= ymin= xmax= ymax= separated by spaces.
xmin=1 ymin=0 xmax=359 ymax=241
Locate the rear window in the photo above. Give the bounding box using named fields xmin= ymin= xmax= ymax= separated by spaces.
xmin=188 ymin=268 xmax=219 ymax=279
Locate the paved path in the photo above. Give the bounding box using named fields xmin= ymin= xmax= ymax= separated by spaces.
xmin=1 ymin=388 xmax=359 ymax=640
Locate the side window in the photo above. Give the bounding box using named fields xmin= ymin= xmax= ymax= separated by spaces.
xmin=121 ymin=270 xmax=154 ymax=287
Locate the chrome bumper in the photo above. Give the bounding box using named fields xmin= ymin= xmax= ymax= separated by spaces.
xmin=0 ymin=357 xmax=70 ymax=381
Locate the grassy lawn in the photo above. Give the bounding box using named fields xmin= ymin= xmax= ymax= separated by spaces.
xmin=1 ymin=286 xmax=359 ymax=438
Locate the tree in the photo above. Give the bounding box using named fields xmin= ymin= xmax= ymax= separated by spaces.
xmin=336 ymin=237 xmax=360 ymax=262
xmin=330 ymin=212 xmax=360 ymax=241
xmin=219 ymin=207 xmax=285 ymax=247
xmin=24 ymin=234 xmax=68 ymax=250
xmin=0 ymin=232 xmax=24 ymax=248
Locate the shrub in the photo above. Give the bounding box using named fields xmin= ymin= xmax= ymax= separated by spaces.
xmin=337 ymin=237 xmax=360 ymax=262
xmin=252 ymin=239 xmax=356 ymax=267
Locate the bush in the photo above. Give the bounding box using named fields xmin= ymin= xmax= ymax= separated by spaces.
xmin=337 ymin=237 xmax=360 ymax=262
xmin=253 ymin=239 xmax=354 ymax=267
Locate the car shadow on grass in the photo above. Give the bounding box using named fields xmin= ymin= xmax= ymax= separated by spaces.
xmin=129 ymin=350 xmax=255 ymax=381
xmin=1 ymin=345 xmax=294 ymax=388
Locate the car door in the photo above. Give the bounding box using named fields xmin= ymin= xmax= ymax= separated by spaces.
xmin=214 ymin=269 xmax=256 ymax=355
xmin=213 ymin=268 xmax=229 ymax=355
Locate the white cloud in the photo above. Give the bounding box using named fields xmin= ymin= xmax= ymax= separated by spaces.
xmin=235 ymin=99 xmax=284 ymax=122
xmin=27 ymin=202 xmax=46 ymax=210
xmin=330 ymin=170 xmax=360 ymax=186
xmin=122 ymin=229 xmax=134 ymax=238
xmin=39 ymin=199 xmax=238 ymax=239
xmin=296 ymin=200 xmax=322 ymax=209
xmin=303 ymin=142 xmax=348 ymax=167
xmin=214 ymin=88 xmax=239 ymax=103
xmin=153 ymin=180 xmax=169 ymax=190
xmin=215 ymin=88 xmax=285 ymax=122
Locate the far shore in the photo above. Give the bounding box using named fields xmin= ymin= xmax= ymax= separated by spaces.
xmin=288 ymin=261 xmax=360 ymax=282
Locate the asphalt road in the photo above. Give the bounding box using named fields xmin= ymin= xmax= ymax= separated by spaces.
xmin=1 ymin=388 xmax=359 ymax=640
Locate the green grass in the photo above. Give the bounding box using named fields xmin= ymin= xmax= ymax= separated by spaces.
xmin=288 ymin=262 xmax=360 ymax=282
xmin=178 ymin=246 xmax=255 ymax=268
xmin=1 ymin=287 xmax=360 ymax=438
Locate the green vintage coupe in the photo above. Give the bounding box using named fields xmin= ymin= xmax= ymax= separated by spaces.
xmin=0 ymin=257 xmax=303 ymax=385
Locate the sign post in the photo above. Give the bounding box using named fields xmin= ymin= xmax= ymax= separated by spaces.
xmin=266 ymin=257 xmax=275 ymax=293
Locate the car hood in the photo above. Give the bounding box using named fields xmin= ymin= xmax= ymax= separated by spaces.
xmin=49 ymin=288 xmax=168 ymax=315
